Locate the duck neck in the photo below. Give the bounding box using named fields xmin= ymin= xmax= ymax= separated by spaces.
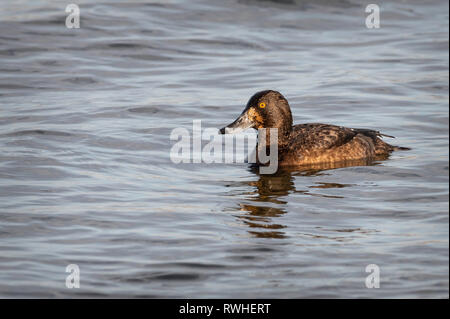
xmin=259 ymin=123 xmax=292 ymax=152
xmin=274 ymin=117 xmax=293 ymax=150
xmin=278 ymin=128 xmax=292 ymax=152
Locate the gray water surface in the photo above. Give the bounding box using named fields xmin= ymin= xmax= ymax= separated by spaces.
xmin=0 ymin=0 xmax=448 ymax=298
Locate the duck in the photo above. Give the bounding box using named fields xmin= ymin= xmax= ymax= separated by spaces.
xmin=219 ymin=90 xmax=409 ymax=167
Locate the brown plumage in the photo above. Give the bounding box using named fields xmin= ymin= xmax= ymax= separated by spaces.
xmin=220 ymin=90 xmax=409 ymax=168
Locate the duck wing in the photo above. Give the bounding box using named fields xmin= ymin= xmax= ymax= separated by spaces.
xmin=349 ymin=128 xmax=395 ymax=139
xmin=288 ymin=123 xmax=358 ymax=151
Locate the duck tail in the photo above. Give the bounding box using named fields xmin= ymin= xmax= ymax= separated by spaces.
xmin=351 ymin=128 xmax=411 ymax=152
xmin=378 ymin=132 xmax=396 ymax=138
xmin=391 ymin=145 xmax=411 ymax=151
xmin=375 ymin=132 xmax=411 ymax=151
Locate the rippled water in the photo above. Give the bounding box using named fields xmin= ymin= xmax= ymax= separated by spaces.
xmin=0 ymin=0 xmax=448 ymax=298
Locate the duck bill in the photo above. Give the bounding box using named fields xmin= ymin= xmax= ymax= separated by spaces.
xmin=219 ymin=111 xmax=253 ymax=134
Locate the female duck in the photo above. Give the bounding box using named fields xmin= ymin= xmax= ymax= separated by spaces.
xmin=220 ymin=90 xmax=408 ymax=167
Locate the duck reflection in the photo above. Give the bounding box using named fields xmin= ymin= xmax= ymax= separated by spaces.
xmin=233 ymin=159 xmax=381 ymax=239
xmin=237 ymin=168 xmax=294 ymax=239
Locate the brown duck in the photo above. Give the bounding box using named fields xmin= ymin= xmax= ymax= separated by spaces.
xmin=220 ymin=90 xmax=409 ymax=167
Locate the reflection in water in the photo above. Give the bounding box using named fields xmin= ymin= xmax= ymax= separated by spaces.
xmin=237 ymin=169 xmax=294 ymax=239
xmin=309 ymin=182 xmax=354 ymax=189
xmin=233 ymin=159 xmax=382 ymax=239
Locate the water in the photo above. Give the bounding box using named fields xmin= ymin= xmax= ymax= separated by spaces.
xmin=0 ymin=0 xmax=448 ymax=298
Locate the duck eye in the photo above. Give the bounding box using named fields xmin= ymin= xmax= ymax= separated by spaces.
xmin=259 ymin=102 xmax=266 ymax=108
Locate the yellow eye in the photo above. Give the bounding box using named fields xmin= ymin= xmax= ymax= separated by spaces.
xmin=259 ymin=102 xmax=266 ymax=108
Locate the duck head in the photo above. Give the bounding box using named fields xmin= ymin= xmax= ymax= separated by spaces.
xmin=219 ymin=90 xmax=293 ymax=138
